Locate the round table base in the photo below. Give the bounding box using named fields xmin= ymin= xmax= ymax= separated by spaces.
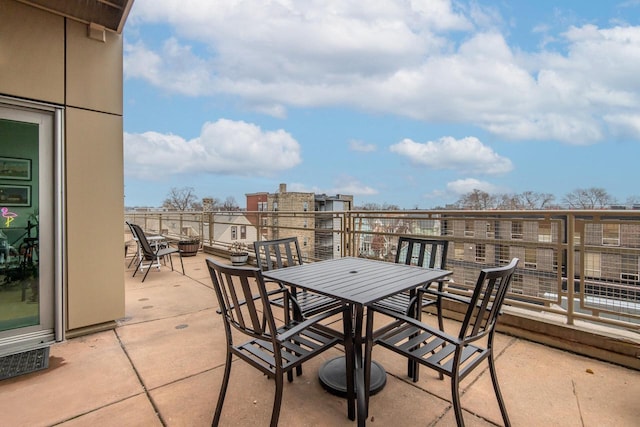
xmin=318 ymin=356 xmax=387 ymax=398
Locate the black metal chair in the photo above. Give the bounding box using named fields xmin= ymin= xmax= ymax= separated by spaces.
xmin=373 ymin=236 xmax=449 ymax=381
xmin=129 ymin=223 xmax=184 ymax=282
xmin=365 ymin=258 xmax=519 ymax=427
xmin=254 ymin=237 xmax=341 ymax=318
xmin=125 ymin=221 xmax=167 ymax=268
xmin=206 ymin=259 xmax=352 ymax=427
xmin=374 ymin=236 xmax=449 ymax=316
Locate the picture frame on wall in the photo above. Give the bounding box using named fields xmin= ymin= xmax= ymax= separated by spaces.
xmin=0 ymin=184 xmax=31 ymax=207
xmin=0 ymin=157 xmax=31 ymax=180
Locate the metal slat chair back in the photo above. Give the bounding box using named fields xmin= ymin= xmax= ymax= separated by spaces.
xmin=208 ymin=259 xmax=274 ymax=338
xmin=459 ymin=258 xmax=519 ymax=342
xmin=254 ymin=237 xmax=303 ymax=270
xmin=395 ymin=236 xmax=448 ymax=269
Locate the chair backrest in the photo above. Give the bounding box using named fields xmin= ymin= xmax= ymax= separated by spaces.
xmin=395 ymin=236 xmax=448 ymax=269
xmin=254 ymin=237 xmax=303 ymax=271
xmin=206 ymin=258 xmax=277 ymax=339
xmin=458 ymin=258 xmax=519 ymax=342
xmin=125 ymin=221 xmax=137 ymax=240
xmin=129 ymin=223 xmax=156 ymax=258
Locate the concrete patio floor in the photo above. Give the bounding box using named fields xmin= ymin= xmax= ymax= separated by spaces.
xmin=1 ymin=251 xmax=639 ymax=427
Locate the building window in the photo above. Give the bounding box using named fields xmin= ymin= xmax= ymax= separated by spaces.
xmin=511 ymin=221 xmax=523 ymax=240
xmin=620 ymin=254 xmax=639 ymax=282
xmin=273 ymin=201 xmax=278 ymax=211
xmin=486 ymin=221 xmax=495 ymax=238
xmin=538 ymin=222 xmax=552 ymax=243
xmin=231 ymin=226 xmax=237 ymax=240
xmin=303 ymin=202 xmax=308 ymax=212
xmin=602 ymin=223 xmax=620 ymax=246
xmin=497 ymin=244 xmax=510 ymax=264
xmin=511 ymin=272 xmax=524 ymax=295
xmin=240 ymin=225 xmax=246 ymax=239
xmin=465 ymin=221 xmax=474 ymax=237
xmin=453 ymin=242 xmax=464 ymax=260
xmin=584 ymin=252 xmax=601 ymax=277
xmin=525 ymin=247 xmax=537 ymax=269
xmin=303 ymin=237 xmax=308 ymax=247
xmin=304 ymin=219 xmax=308 ymax=228
xmin=475 ymin=243 xmax=486 ymax=263
xmin=258 ymin=201 xmax=267 ymax=211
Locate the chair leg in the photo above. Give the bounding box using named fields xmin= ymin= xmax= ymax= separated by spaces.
xmin=269 ymin=371 xmax=284 ymax=427
xmin=435 ymin=296 xmax=445 ymax=380
xmin=488 ymin=351 xmax=511 ymax=427
xmin=212 ymin=351 xmax=233 ymax=427
xmin=364 ymin=309 xmax=375 ymax=418
xmin=178 ymin=253 xmax=184 ymax=275
xmin=405 ymin=295 xmax=420 ymax=382
xmin=141 ymin=257 xmax=153 ymax=282
xmin=127 ymin=242 xmax=140 ymax=268
xmin=292 ymin=306 xmax=303 ymax=377
xmin=450 ymin=371 xmax=465 ymax=427
xmin=132 ymin=258 xmax=140 ymax=277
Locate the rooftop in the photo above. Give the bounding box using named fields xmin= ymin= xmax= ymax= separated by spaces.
xmin=1 ymin=251 xmax=639 ymax=426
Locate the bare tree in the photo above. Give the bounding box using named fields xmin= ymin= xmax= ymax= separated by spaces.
xmin=626 ymin=196 xmax=640 ymax=207
xmin=456 ymin=189 xmax=497 ymax=210
xmin=357 ymin=202 xmax=401 ymax=210
xmin=163 ymin=187 xmax=199 ymax=210
xmin=496 ymin=193 xmax=520 ymax=210
xmin=221 ymin=196 xmax=240 ymax=211
xmin=562 ymin=187 xmax=614 ymax=209
xmin=519 ymin=191 xmax=555 ymax=209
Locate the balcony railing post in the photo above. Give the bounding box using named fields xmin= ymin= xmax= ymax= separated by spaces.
xmin=566 ymin=213 xmax=575 ymax=325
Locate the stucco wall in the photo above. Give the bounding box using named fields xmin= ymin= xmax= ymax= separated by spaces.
xmin=0 ymin=0 xmax=125 ymax=335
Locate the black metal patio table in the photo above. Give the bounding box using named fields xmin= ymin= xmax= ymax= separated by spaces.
xmin=262 ymin=256 xmax=451 ymax=426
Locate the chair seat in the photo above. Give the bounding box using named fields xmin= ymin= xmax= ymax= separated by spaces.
xmin=233 ymin=322 xmax=341 ymax=375
xmin=271 ymin=290 xmax=342 ymax=317
xmin=373 ymin=291 xmax=438 ymax=314
xmin=375 ymin=322 xmax=488 ymax=379
xmin=156 ymin=246 xmax=180 ymax=257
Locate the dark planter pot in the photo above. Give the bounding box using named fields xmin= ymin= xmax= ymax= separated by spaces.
xmin=178 ymin=241 xmax=200 ymax=257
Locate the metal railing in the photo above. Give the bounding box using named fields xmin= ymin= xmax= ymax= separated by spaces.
xmin=125 ymin=209 xmax=640 ymax=332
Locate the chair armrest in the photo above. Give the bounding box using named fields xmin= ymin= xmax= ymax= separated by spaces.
xmin=277 ymin=305 xmax=346 ymax=341
xmin=369 ymin=304 xmax=460 ymax=345
xmin=419 ymin=278 xmax=471 ymax=304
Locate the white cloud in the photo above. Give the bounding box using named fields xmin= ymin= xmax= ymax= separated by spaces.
xmin=287 ymin=177 xmax=378 ymax=196
xmin=330 ymin=178 xmax=379 ymax=196
xmin=124 ymin=38 xmax=214 ymax=96
xmin=124 ymin=119 xmax=301 ymax=179
xmin=604 ymin=114 xmax=640 ymax=138
xmin=125 ymin=1 xmax=640 ymax=144
xmin=349 ymin=139 xmax=377 ymax=152
xmin=446 ymin=178 xmax=501 ymax=195
xmin=389 ymin=136 xmax=513 ymax=175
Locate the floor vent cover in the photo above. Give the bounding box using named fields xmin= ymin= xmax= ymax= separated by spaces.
xmin=0 ymin=347 xmax=50 ymax=381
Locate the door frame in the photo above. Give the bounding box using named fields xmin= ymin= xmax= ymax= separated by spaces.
xmin=0 ymin=95 xmax=65 ymax=355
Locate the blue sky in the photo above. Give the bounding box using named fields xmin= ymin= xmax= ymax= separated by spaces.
xmin=122 ymin=0 xmax=640 ymax=209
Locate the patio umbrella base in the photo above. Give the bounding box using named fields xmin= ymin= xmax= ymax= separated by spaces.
xmin=318 ymin=356 xmax=386 ymax=398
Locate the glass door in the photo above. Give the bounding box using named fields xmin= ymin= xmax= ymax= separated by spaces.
xmin=0 ymin=101 xmax=56 ymax=354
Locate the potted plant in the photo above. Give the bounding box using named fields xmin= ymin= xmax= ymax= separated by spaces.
xmin=229 ymin=241 xmax=249 ymax=265
xmin=178 ymin=237 xmax=200 ymax=257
